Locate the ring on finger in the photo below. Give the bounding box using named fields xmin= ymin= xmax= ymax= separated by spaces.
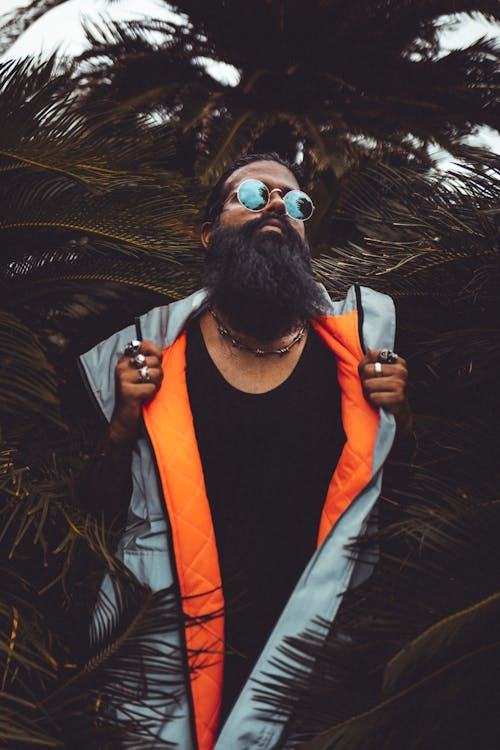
xmin=379 ymin=348 xmax=398 ymax=364
xmin=138 ymin=366 xmax=150 ymax=383
xmin=374 ymin=361 xmax=383 ymax=376
xmin=124 ymin=339 xmax=141 ymax=356
xmin=130 ymin=353 xmax=146 ymax=368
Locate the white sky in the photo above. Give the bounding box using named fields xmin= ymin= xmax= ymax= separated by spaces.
xmin=1 ymin=0 xmax=498 ymax=165
xmin=1 ymin=0 xmax=185 ymax=58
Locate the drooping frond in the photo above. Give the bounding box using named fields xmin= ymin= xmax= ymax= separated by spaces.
xmin=250 ymin=468 xmax=500 ymax=748
xmin=0 ymin=59 xmax=199 ymax=261
xmin=0 ymin=569 xmax=186 ymax=749
xmin=312 ymin=145 xmax=499 ymax=297
xmin=54 ymin=1 xmax=500 ymax=183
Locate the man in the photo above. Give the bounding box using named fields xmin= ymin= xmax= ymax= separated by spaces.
xmin=80 ymin=153 xmax=411 ymax=750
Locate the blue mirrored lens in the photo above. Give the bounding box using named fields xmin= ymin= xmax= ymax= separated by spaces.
xmin=284 ymin=190 xmax=314 ymax=220
xmin=237 ymin=179 xmax=269 ymax=211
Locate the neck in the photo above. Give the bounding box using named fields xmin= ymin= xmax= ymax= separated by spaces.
xmin=209 ymin=307 xmax=307 ymax=357
xmin=199 ymin=309 xmax=310 ymax=394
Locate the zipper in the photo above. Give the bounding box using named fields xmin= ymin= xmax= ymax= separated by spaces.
xmin=354 ymin=283 xmax=366 ymax=354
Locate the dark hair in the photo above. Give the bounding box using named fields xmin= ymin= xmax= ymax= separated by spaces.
xmin=204 ymin=152 xmax=303 ymax=223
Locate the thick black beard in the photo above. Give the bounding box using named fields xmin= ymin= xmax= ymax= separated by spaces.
xmin=204 ymin=213 xmax=326 ymax=342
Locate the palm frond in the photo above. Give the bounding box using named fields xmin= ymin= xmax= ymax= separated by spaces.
xmin=0 ymin=570 xmax=185 ymax=749
xmin=313 ymin=146 xmax=499 ymax=296
xmin=299 ymin=592 xmax=500 ymax=750
xmin=247 ymin=464 xmax=500 ymax=746
xmin=0 ymin=58 xmax=202 ymax=274
xmin=45 ymin=1 xmax=498 ymax=180
xmin=0 ymin=310 xmax=60 ymax=426
xmin=382 ymin=591 xmax=500 ymax=694
xmin=1 ymin=173 xmax=196 ymax=254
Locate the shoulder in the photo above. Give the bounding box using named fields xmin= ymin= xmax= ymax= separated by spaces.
xmin=137 ymin=289 xmax=208 ymax=347
xmin=79 ymin=289 xmax=208 ymax=420
xmin=316 ymin=283 xmax=395 ymax=352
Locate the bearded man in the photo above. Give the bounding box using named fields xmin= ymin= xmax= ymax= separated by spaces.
xmin=80 ymin=153 xmax=412 ymax=750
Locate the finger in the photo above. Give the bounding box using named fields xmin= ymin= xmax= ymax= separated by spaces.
xmin=365 ymin=349 xmax=381 ymax=363
xmin=124 ymin=366 xmax=163 ymax=384
xmin=121 ymin=373 xmax=162 ymax=397
xmin=118 ymin=353 xmax=163 ymax=371
xmin=137 ymin=340 xmax=163 ymax=359
xmin=364 ymin=391 xmax=406 ymax=412
xmin=358 ymin=350 xmax=406 ymax=374
xmin=140 ymin=341 xmax=162 ymax=362
xmin=361 ymin=362 xmax=408 ymax=380
xmin=130 ymin=354 xmax=162 ymax=369
xmin=132 ymin=365 xmax=163 ymax=383
xmin=358 ymin=349 xmax=378 ymax=374
xmin=362 ymin=376 xmax=406 ymax=396
xmin=120 ymin=340 xmax=163 ymax=363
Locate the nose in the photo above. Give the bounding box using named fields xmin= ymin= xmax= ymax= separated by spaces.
xmin=266 ymin=188 xmax=287 ymax=215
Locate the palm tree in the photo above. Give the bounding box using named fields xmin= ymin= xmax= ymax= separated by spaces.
xmin=3 ymin=1 xmax=498 ymax=246
xmin=0 ymin=56 xmax=203 ymax=748
xmin=0 ymin=2 xmax=499 ymax=747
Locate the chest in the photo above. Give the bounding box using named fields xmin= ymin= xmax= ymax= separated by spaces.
xmin=199 ymin=313 xmax=307 ymax=393
xmin=186 ymin=318 xmax=344 ymax=462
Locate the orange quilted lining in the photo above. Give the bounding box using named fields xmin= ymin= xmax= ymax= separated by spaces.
xmin=312 ymin=313 xmax=380 ymax=546
xmin=143 ymin=332 xmax=224 ymax=750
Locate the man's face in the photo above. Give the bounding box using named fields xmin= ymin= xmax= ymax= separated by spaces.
xmin=202 ymin=160 xmax=307 ymax=247
xmin=202 ymin=160 xmax=324 ymax=342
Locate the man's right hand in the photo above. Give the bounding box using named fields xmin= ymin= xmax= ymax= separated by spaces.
xmin=109 ymin=340 xmax=163 ymax=445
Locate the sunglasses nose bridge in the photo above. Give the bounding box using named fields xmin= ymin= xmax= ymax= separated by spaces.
xmin=266 ymin=187 xmax=287 ymax=213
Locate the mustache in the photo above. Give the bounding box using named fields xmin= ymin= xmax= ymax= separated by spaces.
xmin=233 ymin=211 xmax=302 ymax=242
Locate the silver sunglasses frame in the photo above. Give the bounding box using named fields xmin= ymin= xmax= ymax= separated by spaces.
xmin=230 ymin=179 xmax=315 ymax=221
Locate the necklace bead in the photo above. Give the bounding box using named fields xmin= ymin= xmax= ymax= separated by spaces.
xmin=209 ymin=309 xmax=306 ymax=357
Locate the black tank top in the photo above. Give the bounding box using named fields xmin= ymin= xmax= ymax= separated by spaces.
xmin=185 ymin=318 xmax=345 ymax=719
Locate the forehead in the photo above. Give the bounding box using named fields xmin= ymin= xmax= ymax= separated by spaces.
xmin=223 ymin=160 xmax=300 ymax=197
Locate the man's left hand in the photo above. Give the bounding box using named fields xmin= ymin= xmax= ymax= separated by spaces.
xmin=358 ymin=350 xmax=413 ymax=438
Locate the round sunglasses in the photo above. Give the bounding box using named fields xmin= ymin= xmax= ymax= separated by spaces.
xmin=231 ymin=178 xmax=315 ymax=222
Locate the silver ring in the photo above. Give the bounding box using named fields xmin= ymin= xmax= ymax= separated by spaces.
xmin=138 ymin=366 xmax=150 ymax=383
xmin=374 ymin=361 xmax=383 ymax=376
xmin=124 ymin=339 xmax=141 ymax=356
xmin=379 ymin=349 xmax=398 ymax=364
xmin=130 ymin=353 xmax=146 ymax=368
